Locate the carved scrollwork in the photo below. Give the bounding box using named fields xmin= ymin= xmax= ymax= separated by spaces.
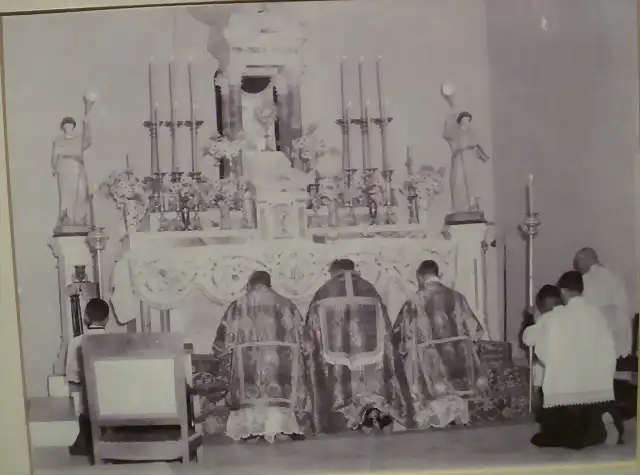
xmin=116 ymin=239 xmax=457 ymax=316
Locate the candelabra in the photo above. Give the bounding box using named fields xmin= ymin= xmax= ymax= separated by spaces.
xmin=520 ymin=211 xmax=541 ymax=413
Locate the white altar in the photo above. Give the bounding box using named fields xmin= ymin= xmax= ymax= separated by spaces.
xmin=109 ymin=219 xmax=495 ymax=344
xmin=104 ymin=4 xmax=498 ymax=346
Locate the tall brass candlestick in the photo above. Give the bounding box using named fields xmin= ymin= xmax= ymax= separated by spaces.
xmin=188 ymin=61 xmax=197 ymax=172
xmin=168 ymin=59 xmax=178 ymax=172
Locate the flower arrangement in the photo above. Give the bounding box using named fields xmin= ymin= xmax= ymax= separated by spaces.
xmin=202 ymin=177 xmax=248 ymax=209
xmin=356 ymin=170 xmax=386 ymax=205
xmin=291 ymin=123 xmax=339 ymax=173
xmin=316 ymin=174 xmax=345 ymax=205
xmin=205 ymin=134 xmax=244 ymax=167
xmin=408 ymin=165 xmax=446 ymax=198
xmin=100 ymin=169 xmax=153 ymax=210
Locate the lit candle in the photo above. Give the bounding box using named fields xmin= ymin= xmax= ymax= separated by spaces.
xmin=340 ymin=56 xmax=346 ymax=118
xmin=375 ymin=56 xmax=384 ymax=119
xmin=148 ymin=58 xmax=155 ymax=123
xmin=527 ymin=174 xmax=534 ymax=215
xmin=188 ymin=60 xmax=197 ymax=172
xmin=153 ymin=103 xmax=160 ymax=173
xmin=364 ymin=100 xmax=371 ymax=170
xmin=169 ymin=56 xmax=178 ymax=172
xmin=358 ymin=57 xmax=365 ymax=120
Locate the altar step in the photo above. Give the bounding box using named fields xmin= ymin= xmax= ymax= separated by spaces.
xmin=28 ymin=397 xmax=78 ymax=448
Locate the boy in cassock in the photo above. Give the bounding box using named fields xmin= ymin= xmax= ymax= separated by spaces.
xmin=523 ymin=272 xmax=624 ymax=449
xmin=521 ymin=285 xmax=565 ymax=421
xmin=66 ymin=298 xmax=110 ymax=457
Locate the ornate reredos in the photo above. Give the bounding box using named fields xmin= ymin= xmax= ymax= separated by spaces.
xmin=223 ymin=4 xmax=307 ymax=81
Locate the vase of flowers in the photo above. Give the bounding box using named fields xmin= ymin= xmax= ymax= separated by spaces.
xmin=203 ymin=177 xmax=246 ymax=230
xmin=318 ymin=175 xmax=344 ymax=227
xmin=205 ymin=134 xmax=244 ymax=176
xmin=405 ymin=165 xmax=446 ymax=224
xmin=101 ymin=169 xmax=153 ymax=234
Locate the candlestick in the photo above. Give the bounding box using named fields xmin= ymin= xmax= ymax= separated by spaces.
xmin=125 ymin=153 xmax=131 ymax=170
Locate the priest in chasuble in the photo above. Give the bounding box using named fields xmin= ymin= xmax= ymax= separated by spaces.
xmin=211 ymin=271 xmax=311 ymax=443
xmin=393 ymin=260 xmax=489 ymax=429
xmin=305 ymin=259 xmax=410 ymax=434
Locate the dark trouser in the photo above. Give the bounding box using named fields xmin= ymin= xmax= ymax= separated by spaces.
xmin=531 ymin=401 xmax=624 ymax=450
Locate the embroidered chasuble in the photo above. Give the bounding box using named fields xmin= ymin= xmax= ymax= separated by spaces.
xmin=211 ymin=286 xmax=311 ymax=442
xmin=393 ymin=280 xmax=489 ymax=429
xmin=305 ymin=271 xmax=409 ymax=433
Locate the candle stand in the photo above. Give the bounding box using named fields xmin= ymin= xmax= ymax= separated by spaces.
xmin=520 ymin=211 xmax=541 ymax=413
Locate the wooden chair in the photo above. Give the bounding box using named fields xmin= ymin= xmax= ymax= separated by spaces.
xmin=82 ymin=332 xmax=203 ymax=465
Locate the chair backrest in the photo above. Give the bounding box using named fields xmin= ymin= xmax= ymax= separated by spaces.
xmin=82 ymin=332 xmax=186 ymax=427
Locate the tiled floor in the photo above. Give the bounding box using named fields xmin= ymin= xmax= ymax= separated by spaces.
xmin=33 ymin=421 xmax=637 ymax=475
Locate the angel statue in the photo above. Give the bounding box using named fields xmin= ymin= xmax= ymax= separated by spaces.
xmin=51 ymin=91 xmax=98 ymax=235
xmin=441 ymin=83 xmax=490 ymax=222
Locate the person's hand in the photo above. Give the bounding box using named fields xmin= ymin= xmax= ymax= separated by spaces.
xmin=522 ymin=307 xmax=535 ymax=327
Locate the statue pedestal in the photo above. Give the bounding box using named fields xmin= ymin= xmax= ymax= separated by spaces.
xmin=48 ymin=235 xmax=95 ymax=380
xmin=446 ymin=221 xmax=494 ymax=339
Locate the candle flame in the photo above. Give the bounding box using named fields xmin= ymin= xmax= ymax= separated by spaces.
xmin=347 ymin=102 xmax=352 ymax=107
xmin=341 ymin=55 xmax=347 ymax=61
xmin=169 ymin=55 xmax=175 ymax=62
xmin=359 ymin=56 xmax=364 ymax=62
xmin=377 ymin=55 xmax=383 ymax=61
xmin=528 ymin=174 xmax=534 ymax=185
xmin=149 ymin=56 xmax=155 ymax=62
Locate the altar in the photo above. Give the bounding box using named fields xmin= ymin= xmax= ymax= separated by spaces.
xmin=109 ymin=221 xmax=493 ymax=341
xmin=45 ymin=3 xmax=505 ymax=431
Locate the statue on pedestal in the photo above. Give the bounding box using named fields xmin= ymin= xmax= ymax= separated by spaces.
xmin=441 ymin=83 xmax=489 ymax=225
xmin=51 ymin=92 xmax=97 ymax=236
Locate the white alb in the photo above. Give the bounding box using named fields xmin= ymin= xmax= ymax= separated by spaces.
xmin=523 ymin=296 xmax=616 ymax=408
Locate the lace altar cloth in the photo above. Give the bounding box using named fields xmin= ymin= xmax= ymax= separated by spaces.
xmin=111 ymin=236 xmax=458 ymax=324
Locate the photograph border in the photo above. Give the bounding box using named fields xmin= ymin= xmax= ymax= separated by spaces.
xmin=0 ymin=1 xmax=638 ymax=474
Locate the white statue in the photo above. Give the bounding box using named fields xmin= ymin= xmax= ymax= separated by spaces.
xmin=441 ymin=83 xmax=489 ymax=220
xmin=51 ymin=92 xmax=97 ymax=235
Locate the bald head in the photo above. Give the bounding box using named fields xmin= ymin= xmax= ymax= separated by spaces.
xmin=573 ymin=247 xmax=599 ymax=275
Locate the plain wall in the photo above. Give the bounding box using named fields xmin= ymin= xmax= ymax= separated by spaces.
xmin=487 ymin=0 xmax=640 ymax=341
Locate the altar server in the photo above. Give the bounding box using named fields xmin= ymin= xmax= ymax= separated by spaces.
xmin=393 ymin=260 xmax=488 ymax=429
xmin=304 ymin=259 xmax=409 ymax=434
xmin=210 ymin=271 xmax=310 ymax=443
xmin=66 ymin=298 xmax=110 ymax=458
xmin=523 ymin=271 xmax=623 ymax=449
xmin=522 ymin=285 xmax=565 ymax=420
xmin=573 ymin=248 xmax=632 ymax=358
